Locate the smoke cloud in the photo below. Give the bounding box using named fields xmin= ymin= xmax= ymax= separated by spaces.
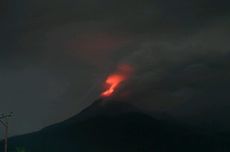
xmin=115 ymin=22 xmax=230 ymax=130
xmin=0 ymin=0 xmax=229 ymax=137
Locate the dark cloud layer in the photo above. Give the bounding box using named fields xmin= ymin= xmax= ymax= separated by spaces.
xmin=0 ymin=0 xmax=229 ymax=137
xmin=119 ymin=39 xmax=230 ymax=129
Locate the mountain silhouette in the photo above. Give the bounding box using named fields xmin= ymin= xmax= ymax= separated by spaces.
xmin=1 ymin=98 xmax=230 ymax=152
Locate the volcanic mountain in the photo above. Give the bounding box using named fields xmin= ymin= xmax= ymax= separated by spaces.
xmin=1 ymin=98 xmax=230 ymax=152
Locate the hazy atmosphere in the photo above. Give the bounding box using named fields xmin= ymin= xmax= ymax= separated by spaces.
xmin=0 ymin=0 xmax=230 ymax=139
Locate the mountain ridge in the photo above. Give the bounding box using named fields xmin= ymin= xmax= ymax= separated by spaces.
xmin=1 ymin=98 xmax=230 ymax=152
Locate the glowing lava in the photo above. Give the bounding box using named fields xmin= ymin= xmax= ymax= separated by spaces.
xmin=101 ymin=74 xmax=125 ymax=97
xmin=101 ymin=64 xmax=133 ymax=97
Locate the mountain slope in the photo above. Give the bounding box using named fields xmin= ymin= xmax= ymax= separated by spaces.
xmin=2 ymin=99 xmax=230 ymax=152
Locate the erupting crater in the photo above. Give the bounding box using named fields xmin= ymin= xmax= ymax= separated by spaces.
xmin=101 ymin=64 xmax=133 ymax=97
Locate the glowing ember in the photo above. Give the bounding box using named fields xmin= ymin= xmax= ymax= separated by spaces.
xmin=101 ymin=64 xmax=133 ymax=97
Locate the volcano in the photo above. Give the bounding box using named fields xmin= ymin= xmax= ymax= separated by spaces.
xmin=1 ymin=99 xmax=230 ymax=152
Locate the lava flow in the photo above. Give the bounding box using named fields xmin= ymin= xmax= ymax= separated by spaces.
xmin=101 ymin=64 xmax=133 ymax=97
xmin=101 ymin=74 xmax=125 ymax=97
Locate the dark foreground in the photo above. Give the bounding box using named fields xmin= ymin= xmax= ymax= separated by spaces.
xmin=1 ymin=99 xmax=230 ymax=152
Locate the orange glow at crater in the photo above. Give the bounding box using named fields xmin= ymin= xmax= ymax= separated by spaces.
xmin=101 ymin=64 xmax=133 ymax=97
xmin=101 ymin=74 xmax=125 ymax=97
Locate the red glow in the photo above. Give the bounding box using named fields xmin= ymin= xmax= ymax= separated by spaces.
xmin=101 ymin=64 xmax=133 ymax=97
xmin=101 ymin=74 xmax=125 ymax=97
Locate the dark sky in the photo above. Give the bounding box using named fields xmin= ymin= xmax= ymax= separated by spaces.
xmin=0 ymin=0 xmax=230 ymax=137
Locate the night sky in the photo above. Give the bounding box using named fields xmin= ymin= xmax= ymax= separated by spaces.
xmin=0 ymin=0 xmax=230 ymax=137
